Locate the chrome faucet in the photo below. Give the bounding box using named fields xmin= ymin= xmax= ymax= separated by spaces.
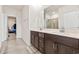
xmin=60 ymin=27 xmax=65 ymax=32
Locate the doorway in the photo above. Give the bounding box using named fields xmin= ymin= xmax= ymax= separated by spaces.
xmin=8 ymin=16 xmax=16 ymax=39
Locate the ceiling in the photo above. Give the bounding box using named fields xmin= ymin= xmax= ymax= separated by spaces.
xmin=3 ymin=5 xmax=24 ymax=11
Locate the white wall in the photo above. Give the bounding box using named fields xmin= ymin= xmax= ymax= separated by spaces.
xmin=16 ymin=11 xmax=22 ymax=39
xmin=0 ymin=6 xmax=3 ymax=48
xmin=21 ymin=6 xmax=30 ymax=45
xmin=29 ymin=5 xmax=44 ymax=29
xmin=58 ymin=6 xmax=79 ymax=29
xmin=0 ymin=14 xmax=2 ymax=43
xmin=62 ymin=12 xmax=79 ymax=29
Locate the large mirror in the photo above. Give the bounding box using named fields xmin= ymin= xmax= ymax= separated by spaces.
xmin=44 ymin=5 xmax=79 ymax=29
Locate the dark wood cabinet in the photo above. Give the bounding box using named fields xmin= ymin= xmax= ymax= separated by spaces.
xmin=38 ymin=33 xmax=45 ymax=53
xmin=31 ymin=31 xmax=45 ymax=53
xmin=31 ymin=31 xmax=35 ymax=46
xmin=31 ymin=31 xmax=39 ymax=49
xmin=45 ymin=38 xmax=58 ymax=54
xmin=31 ymin=31 xmax=79 ymax=54
xmin=58 ymin=43 xmax=79 ymax=54
xmin=45 ymin=33 xmax=58 ymax=54
xmin=34 ymin=35 xmax=39 ymax=49
xmin=56 ymin=35 xmax=79 ymax=49
xmin=58 ymin=44 xmax=74 ymax=54
xmin=39 ymin=38 xmax=44 ymax=53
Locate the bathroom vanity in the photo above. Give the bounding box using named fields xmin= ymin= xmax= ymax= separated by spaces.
xmin=31 ymin=29 xmax=79 ymax=54
xmin=30 ymin=5 xmax=79 ymax=54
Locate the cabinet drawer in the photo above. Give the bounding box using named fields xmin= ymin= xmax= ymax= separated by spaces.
xmin=39 ymin=33 xmax=44 ymax=38
xmin=45 ymin=33 xmax=58 ymax=42
xmin=45 ymin=33 xmax=79 ymax=49
xmin=56 ymin=36 xmax=79 ymax=49
xmin=58 ymin=44 xmax=79 ymax=54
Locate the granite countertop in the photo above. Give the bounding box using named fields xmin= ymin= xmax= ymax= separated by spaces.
xmin=30 ymin=29 xmax=79 ymax=39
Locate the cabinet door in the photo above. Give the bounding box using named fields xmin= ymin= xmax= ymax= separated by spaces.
xmin=31 ymin=31 xmax=39 ymax=49
xmin=45 ymin=38 xmax=58 ymax=54
xmin=58 ymin=44 xmax=79 ymax=54
xmin=31 ymin=31 xmax=35 ymax=46
xmin=39 ymin=38 xmax=45 ymax=53
xmin=38 ymin=33 xmax=45 ymax=53
xmin=34 ymin=35 xmax=39 ymax=49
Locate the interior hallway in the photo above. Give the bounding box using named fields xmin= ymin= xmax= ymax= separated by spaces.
xmin=0 ymin=33 xmax=41 ymax=54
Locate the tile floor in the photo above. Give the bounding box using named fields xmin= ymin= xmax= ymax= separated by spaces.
xmin=0 ymin=33 xmax=41 ymax=54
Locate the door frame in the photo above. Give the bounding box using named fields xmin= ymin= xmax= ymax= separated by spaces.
xmin=7 ymin=16 xmax=17 ymax=39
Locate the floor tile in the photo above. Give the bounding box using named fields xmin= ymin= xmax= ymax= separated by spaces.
xmin=0 ymin=33 xmax=41 ymax=54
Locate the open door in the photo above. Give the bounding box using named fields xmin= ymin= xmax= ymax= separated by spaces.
xmin=8 ymin=16 xmax=16 ymax=40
